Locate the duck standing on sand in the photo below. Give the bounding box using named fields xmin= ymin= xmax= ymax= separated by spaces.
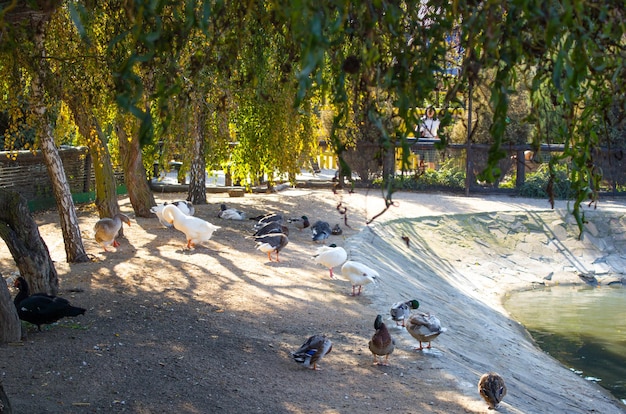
xmin=312 ymin=244 xmax=347 ymax=278
xmin=406 ymin=311 xmax=446 ymax=350
xmin=94 ymin=213 xmax=131 ymax=251
xmin=291 ymin=335 xmax=333 ymax=371
xmin=13 ymin=277 xmax=86 ymax=331
xmin=254 ymin=232 xmax=289 ymax=262
xmin=478 ymin=372 xmax=507 ymax=410
xmin=341 ymin=260 xmax=379 ymax=296
xmin=368 ymin=314 xmax=394 ymax=366
xmin=390 ymin=299 xmax=420 ymax=327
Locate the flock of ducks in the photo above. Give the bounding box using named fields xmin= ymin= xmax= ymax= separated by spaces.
xmin=91 ymin=198 xmax=506 ymax=410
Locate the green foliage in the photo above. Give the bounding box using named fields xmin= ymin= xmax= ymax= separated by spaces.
xmin=377 ymin=158 xmax=465 ymax=191
xmin=519 ymin=163 xmax=574 ymax=199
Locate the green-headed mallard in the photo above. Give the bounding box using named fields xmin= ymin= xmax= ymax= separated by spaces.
xmin=94 ymin=213 xmax=131 ymax=252
xmin=478 ymin=372 xmax=507 ymax=410
xmin=368 ymin=314 xmax=394 ymax=365
xmin=390 ymin=299 xmax=420 ymax=327
xmin=291 ymin=334 xmax=332 ymax=370
xmin=288 ymin=215 xmax=310 ymax=230
xmin=313 ymin=244 xmax=348 ymax=278
xmin=162 ymin=205 xmax=220 ymax=249
xmin=254 ymin=232 xmax=289 ymax=262
xmin=341 ymin=260 xmax=379 ymax=296
xmin=406 ymin=311 xmax=445 ymax=350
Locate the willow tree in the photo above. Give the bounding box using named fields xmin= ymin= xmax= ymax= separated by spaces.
xmin=48 ymin=6 xmax=121 ymax=220
xmin=1 ymin=1 xmax=88 ymax=263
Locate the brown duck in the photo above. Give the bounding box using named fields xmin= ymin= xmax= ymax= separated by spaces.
xmin=478 ymin=372 xmax=507 ymax=410
xmin=368 ymin=314 xmax=394 ymax=365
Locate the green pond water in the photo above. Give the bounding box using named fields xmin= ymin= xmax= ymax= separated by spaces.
xmin=504 ymin=285 xmax=626 ymax=403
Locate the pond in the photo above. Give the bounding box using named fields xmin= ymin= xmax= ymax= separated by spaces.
xmin=504 ymin=285 xmax=626 ymax=404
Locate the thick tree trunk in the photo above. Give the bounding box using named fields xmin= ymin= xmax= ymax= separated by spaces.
xmin=66 ymin=95 xmax=120 ymax=218
xmin=0 ymin=189 xmax=58 ymax=295
xmin=116 ymin=116 xmax=155 ymax=218
xmin=0 ymin=276 xmax=20 ymax=343
xmin=30 ymin=18 xmax=88 ymax=264
xmin=188 ymin=96 xmax=207 ymax=205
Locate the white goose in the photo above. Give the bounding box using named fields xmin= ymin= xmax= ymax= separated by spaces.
xmin=151 ymin=200 xmax=195 ymax=227
xmin=312 ymin=244 xmax=347 ymax=278
xmin=162 ymin=204 xmax=219 ymax=249
xmin=341 ymin=260 xmax=379 ymax=296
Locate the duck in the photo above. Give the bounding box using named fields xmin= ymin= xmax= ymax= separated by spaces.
xmin=390 ymin=299 xmax=420 ymax=327
xmin=406 ymin=311 xmax=446 ymax=350
xmin=251 ymin=213 xmax=284 ymax=230
xmin=13 ymin=277 xmax=86 ymax=332
xmin=291 ymin=334 xmax=332 ymax=371
xmin=162 ymin=204 xmax=220 ymax=249
xmin=254 ymin=232 xmax=288 ymax=262
xmin=311 ymin=220 xmax=332 ymax=242
xmin=150 ymin=200 xmax=194 ymax=228
xmin=252 ymin=221 xmax=290 ymax=238
xmin=218 ymin=204 xmax=246 ymax=220
xmin=331 ymin=224 xmax=342 ymax=235
xmin=94 ymin=213 xmax=131 ymax=251
xmin=341 ymin=260 xmax=379 ymax=296
xmin=312 ymin=244 xmax=347 ymax=278
xmin=478 ymin=372 xmax=507 ymax=410
xmin=368 ymin=314 xmax=394 ymax=366
xmin=288 ymin=215 xmax=310 ymax=230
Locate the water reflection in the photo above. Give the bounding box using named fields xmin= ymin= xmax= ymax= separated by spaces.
xmin=504 ymin=285 xmax=626 ymax=401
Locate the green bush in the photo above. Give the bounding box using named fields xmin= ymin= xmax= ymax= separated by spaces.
xmin=519 ymin=164 xmax=575 ymax=199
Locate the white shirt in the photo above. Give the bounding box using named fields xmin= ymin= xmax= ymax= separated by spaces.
xmin=420 ymin=117 xmax=440 ymax=138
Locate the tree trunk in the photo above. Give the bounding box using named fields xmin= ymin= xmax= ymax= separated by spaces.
xmin=116 ymin=115 xmax=155 ymax=218
xmin=30 ymin=17 xmax=88 ymax=264
xmin=0 ymin=189 xmax=58 ymax=295
xmin=66 ymin=95 xmax=120 ymax=219
xmin=0 ymin=275 xmax=21 ymax=343
xmin=188 ymin=96 xmax=208 ymax=205
xmin=0 ymin=380 xmax=12 ymax=414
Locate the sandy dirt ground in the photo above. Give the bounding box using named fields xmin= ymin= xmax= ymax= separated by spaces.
xmin=1 ymin=187 xmax=626 ymax=414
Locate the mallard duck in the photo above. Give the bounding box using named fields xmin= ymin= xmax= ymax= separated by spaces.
xmin=253 ymin=221 xmax=290 ymax=237
xmin=162 ymin=204 xmax=220 ymax=249
xmin=288 ymin=215 xmax=310 ymax=230
xmin=390 ymin=299 xmax=420 ymax=327
xmin=254 ymin=232 xmax=288 ymax=262
xmin=368 ymin=314 xmax=394 ymax=366
xmin=13 ymin=277 xmax=86 ymax=331
xmin=478 ymin=372 xmax=507 ymax=410
xmin=150 ymin=200 xmax=194 ymax=227
xmin=312 ymin=244 xmax=347 ymax=278
xmin=406 ymin=311 xmax=446 ymax=350
xmin=311 ymin=220 xmax=332 ymax=242
xmin=94 ymin=213 xmax=131 ymax=251
xmin=291 ymin=334 xmax=332 ymax=371
xmin=341 ymin=260 xmax=379 ymax=296
xmin=218 ymin=204 xmax=246 ymax=220
xmin=251 ymin=213 xmax=284 ymax=230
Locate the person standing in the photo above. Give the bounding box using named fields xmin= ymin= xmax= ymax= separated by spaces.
xmin=419 ymin=106 xmax=440 ymax=139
